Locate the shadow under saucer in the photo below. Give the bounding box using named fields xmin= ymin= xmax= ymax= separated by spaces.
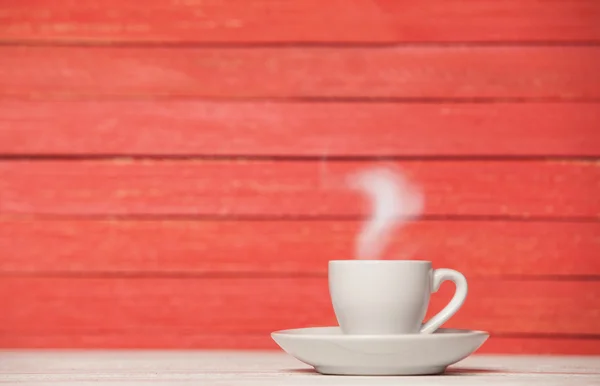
xmin=280 ymin=367 xmax=503 ymax=376
xmin=445 ymin=367 xmax=503 ymax=376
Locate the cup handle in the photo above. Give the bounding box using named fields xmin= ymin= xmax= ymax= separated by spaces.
xmin=420 ymin=268 xmax=468 ymax=334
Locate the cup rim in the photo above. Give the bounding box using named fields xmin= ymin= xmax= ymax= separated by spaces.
xmin=329 ymin=259 xmax=431 ymax=265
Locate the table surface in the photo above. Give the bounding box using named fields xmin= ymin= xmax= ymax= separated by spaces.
xmin=0 ymin=351 xmax=599 ymax=385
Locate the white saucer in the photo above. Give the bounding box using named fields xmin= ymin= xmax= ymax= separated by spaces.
xmin=271 ymin=327 xmax=489 ymax=376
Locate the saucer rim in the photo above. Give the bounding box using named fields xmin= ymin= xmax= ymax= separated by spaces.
xmin=271 ymin=326 xmax=489 ymax=340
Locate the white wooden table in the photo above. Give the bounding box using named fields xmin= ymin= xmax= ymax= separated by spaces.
xmin=1 ymin=351 xmax=599 ymax=385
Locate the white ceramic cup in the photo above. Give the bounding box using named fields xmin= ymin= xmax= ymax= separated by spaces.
xmin=329 ymin=260 xmax=467 ymax=335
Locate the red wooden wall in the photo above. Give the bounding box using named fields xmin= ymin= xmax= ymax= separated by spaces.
xmin=0 ymin=0 xmax=599 ymax=354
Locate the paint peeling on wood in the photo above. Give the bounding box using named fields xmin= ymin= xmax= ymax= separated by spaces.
xmin=1 ymin=0 xmax=598 ymax=43
xmin=0 ymin=101 xmax=598 ymax=156
xmin=1 ymin=46 xmax=599 ymax=99
xmin=0 ymin=220 xmax=598 ymax=276
xmin=0 ymin=160 xmax=597 ymax=217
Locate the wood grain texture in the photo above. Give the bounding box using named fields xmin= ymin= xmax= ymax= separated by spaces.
xmin=1 ymin=160 xmax=598 ymax=218
xmin=1 ymin=333 xmax=599 ymax=355
xmin=2 ymin=353 xmax=600 ymax=385
xmin=479 ymin=337 xmax=600 ymax=355
xmin=1 ymin=101 xmax=598 ymax=157
xmin=1 ymin=278 xmax=598 ymax=335
xmin=1 ymin=0 xmax=598 ymax=43
xmin=1 ymin=46 xmax=599 ymax=99
xmin=1 ymin=219 xmax=598 ymax=276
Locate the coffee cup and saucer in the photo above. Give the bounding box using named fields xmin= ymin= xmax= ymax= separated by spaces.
xmin=272 ymin=260 xmax=489 ymax=376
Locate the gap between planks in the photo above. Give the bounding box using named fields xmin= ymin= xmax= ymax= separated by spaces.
xmin=1 ymin=272 xmax=599 ymax=281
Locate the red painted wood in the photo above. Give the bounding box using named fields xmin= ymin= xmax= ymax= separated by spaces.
xmin=1 ymin=0 xmax=597 ymax=357
xmin=1 ymin=278 xmax=597 ymax=335
xmin=1 ymin=101 xmax=598 ymax=157
xmin=1 ymin=220 xmax=598 ymax=276
xmin=1 ymin=160 xmax=597 ymax=217
xmin=1 ymin=0 xmax=598 ymax=43
xmin=1 ymin=333 xmax=599 ymax=355
xmin=1 ymin=46 xmax=599 ymax=99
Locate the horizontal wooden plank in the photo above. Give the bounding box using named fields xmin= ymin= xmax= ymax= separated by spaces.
xmin=1 ymin=46 xmax=599 ymax=99
xmin=0 ymin=160 xmax=598 ymax=217
xmin=1 ymin=333 xmax=599 ymax=355
xmin=1 ymin=101 xmax=598 ymax=157
xmin=1 ymin=220 xmax=598 ymax=276
xmin=1 ymin=278 xmax=598 ymax=335
xmin=1 ymin=0 xmax=598 ymax=43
